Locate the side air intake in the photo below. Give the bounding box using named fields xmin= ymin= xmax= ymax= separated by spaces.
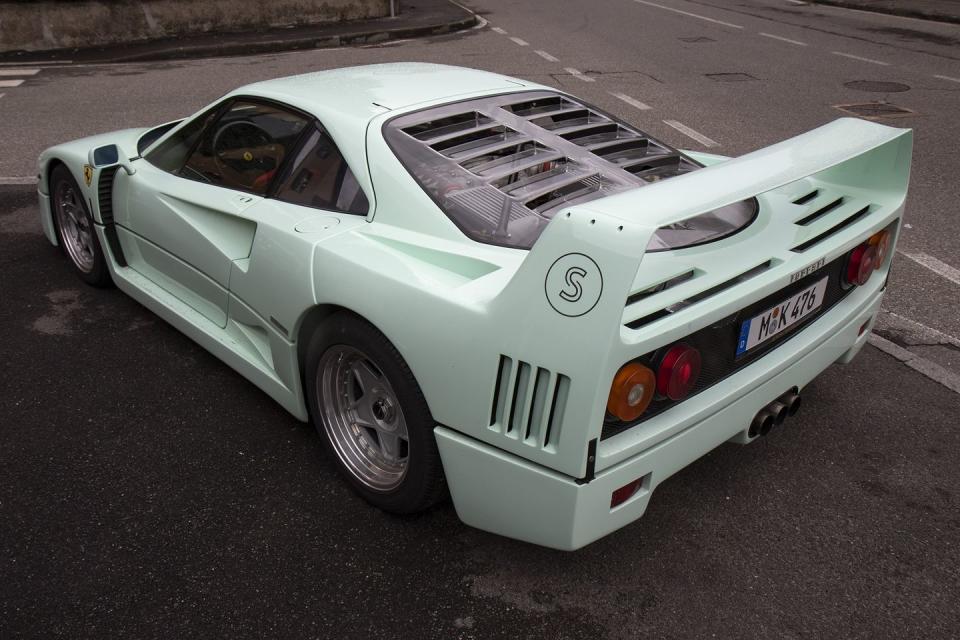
xmin=490 ymin=355 xmax=569 ymax=451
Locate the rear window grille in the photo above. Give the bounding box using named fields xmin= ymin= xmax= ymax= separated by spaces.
xmin=626 ymin=269 xmax=697 ymax=306
xmin=490 ymin=355 xmax=569 ymax=450
xmin=791 ymin=205 xmax=871 ymax=252
xmin=384 ymin=90 xmax=756 ymax=249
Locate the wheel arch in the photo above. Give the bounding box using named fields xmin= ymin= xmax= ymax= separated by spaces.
xmin=293 ymin=303 xmax=436 ymax=420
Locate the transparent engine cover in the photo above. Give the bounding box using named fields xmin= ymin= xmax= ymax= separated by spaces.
xmin=383 ymin=91 xmax=756 ymax=250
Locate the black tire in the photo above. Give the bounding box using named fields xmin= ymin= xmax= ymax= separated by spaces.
xmin=49 ymin=164 xmax=112 ymax=287
xmin=305 ymin=312 xmax=446 ymax=514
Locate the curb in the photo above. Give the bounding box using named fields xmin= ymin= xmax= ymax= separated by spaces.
xmin=0 ymin=12 xmax=478 ymax=64
xmin=811 ymin=1 xmax=960 ymax=25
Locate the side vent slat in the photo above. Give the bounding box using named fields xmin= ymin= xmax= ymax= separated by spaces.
xmin=792 ymin=189 xmax=820 ymax=206
xmin=489 ymin=356 xmax=569 ymax=452
xmin=791 ymin=205 xmax=871 ymax=252
xmin=796 ymin=197 xmax=845 ymax=226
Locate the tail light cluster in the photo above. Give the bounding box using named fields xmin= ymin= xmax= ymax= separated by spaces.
xmin=844 ymin=228 xmax=891 ymax=287
xmin=606 ymin=343 xmax=702 ymax=422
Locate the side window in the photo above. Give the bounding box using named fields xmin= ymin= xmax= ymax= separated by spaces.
xmin=145 ymin=107 xmax=220 ymax=174
xmin=179 ymin=101 xmax=309 ymax=195
xmin=274 ymin=126 xmax=369 ymax=215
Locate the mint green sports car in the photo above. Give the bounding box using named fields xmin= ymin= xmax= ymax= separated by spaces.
xmin=37 ymin=63 xmax=911 ymax=550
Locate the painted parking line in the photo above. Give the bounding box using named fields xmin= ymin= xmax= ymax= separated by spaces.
xmin=491 ymin=26 xmax=507 ymax=35
xmin=0 ymin=79 xmax=25 ymax=88
xmin=0 ymin=69 xmax=41 ymax=76
xmin=632 ymin=0 xmax=744 ymax=29
xmin=899 ymin=251 xmax=960 ymax=287
xmin=869 ymin=334 xmax=960 ymax=395
xmin=831 ymin=51 xmax=890 ymax=66
xmin=934 ymin=74 xmax=960 ymax=84
xmin=610 ymin=91 xmax=652 ymax=110
xmin=535 ymin=50 xmax=559 ymax=62
xmin=0 ymin=176 xmax=39 ymax=185
xmin=759 ymin=32 xmax=807 ymax=46
xmin=663 ymin=120 xmax=718 ymax=147
xmin=565 ymin=67 xmax=595 ymax=82
xmin=510 ymin=36 xmax=529 ymax=46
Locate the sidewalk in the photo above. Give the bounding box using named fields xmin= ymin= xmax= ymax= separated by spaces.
xmin=0 ymin=0 xmax=476 ymax=64
xmin=813 ymin=0 xmax=960 ymax=24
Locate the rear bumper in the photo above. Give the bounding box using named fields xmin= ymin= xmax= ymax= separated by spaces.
xmin=435 ymin=283 xmax=884 ymax=550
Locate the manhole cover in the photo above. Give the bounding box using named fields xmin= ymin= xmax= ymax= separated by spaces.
xmin=844 ymin=80 xmax=911 ymax=93
xmin=833 ymin=101 xmax=916 ymax=119
xmin=705 ymin=72 xmax=757 ymax=82
xmin=679 ymin=36 xmax=715 ymax=43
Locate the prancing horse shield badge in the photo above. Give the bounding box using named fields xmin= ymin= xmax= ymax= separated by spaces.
xmin=82 ymin=164 xmax=93 ymax=187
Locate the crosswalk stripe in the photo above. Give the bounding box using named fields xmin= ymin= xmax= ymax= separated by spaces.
xmin=0 ymin=79 xmax=25 ymax=88
xmin=0 ymin=69 xmax=40 ymax=76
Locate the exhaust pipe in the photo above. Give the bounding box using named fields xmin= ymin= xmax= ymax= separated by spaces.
xmin=780 ymin=390 xmax=802 ymax=416
xmin=768 ymin=401 xmax=789 ymax=426
xmin=749 ymin=409 xmax=774 ymax=439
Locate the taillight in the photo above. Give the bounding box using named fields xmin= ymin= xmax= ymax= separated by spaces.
xmin=656 ymin=344 xmax=702 ymax=401
xmin=869 ymin=229 xmax=891 ymax=271
xmin=845 ymin=242 xmax=879 ymax=287
xmin=607 ymin=363 xmax=656 ymax=421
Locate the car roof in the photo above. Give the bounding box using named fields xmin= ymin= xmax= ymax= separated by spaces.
xmin=235 ymin=63 xmax=531 ymax=124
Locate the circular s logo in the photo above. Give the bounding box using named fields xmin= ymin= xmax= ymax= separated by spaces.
xmin=545 ymin=253 xmax=603 ymax=317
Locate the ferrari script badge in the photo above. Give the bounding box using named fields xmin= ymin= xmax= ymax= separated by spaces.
xmin=82 ymin=164 xmax=93 ymax=186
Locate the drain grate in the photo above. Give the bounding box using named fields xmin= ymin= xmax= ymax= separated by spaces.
xmin=833 ymin=101 xmax=916 ymax=119
xmin=705 ymin=72 xmax=757 ymax=82
xmin=844 ymin=80 xmax=910 ymax=93
xmin=679 ymin=36 xmax=715 ymax=43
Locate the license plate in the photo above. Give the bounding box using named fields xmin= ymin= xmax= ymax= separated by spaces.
xmin=736 ymin=277 xmax=828 ymax=356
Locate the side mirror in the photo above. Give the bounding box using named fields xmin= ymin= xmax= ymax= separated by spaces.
xmin=88 ymin=144 xmax=136 ymax=176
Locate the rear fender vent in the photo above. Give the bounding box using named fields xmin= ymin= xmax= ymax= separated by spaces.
xmin=490 ymin=355 xmax=570 ymax=451
xmin=795 ymin=197 xmax=845 ymax=226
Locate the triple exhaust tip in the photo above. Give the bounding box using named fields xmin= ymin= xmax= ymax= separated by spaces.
xmin=749 ymin=390 xmax=801 ymax=438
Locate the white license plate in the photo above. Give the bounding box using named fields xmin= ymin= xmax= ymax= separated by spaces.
xmin=736 ymin=277 xmax=829 ymax=356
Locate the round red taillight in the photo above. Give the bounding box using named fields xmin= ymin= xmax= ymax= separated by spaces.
xmin=845 ymin=242 xmax=879 ymax=287
xmin=656 ymin=344 xmax=702 ymax=401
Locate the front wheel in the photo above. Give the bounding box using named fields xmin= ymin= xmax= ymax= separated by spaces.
xmin=305 ymin=313 xmax=445 ymax=514
xmin=50 ymin=165 xmax=111 ymax=287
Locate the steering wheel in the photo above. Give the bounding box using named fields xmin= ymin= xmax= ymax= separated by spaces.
xmin=212 ymin=121 xmax=279 ymax=178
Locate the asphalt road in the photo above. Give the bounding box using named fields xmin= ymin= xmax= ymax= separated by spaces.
xmin=1 ymin=1 xmax=959 ymax=638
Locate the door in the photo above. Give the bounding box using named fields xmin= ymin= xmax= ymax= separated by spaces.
xmin=113 ymin=98 xmax=311 ymax=327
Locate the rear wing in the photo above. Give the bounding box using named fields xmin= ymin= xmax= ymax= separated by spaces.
xmin=483 ymin=118 xmax=911 ymax=476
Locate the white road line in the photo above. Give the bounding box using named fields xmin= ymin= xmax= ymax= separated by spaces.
xmin=787 ymin=0 xmax=807 ymax=5
xmin=535 ymin=50 xmax=559 ymax=62
xmin=0 ymin=79 xmax=25 ymax=88
xmin=0 ymin=93 xmax=5 ymax=99
xmin=0 ymin=69 xmax=41 ymax=76
xmin=868 ymin=334 xmax=960 ymax=395
xmin=509 ymin=36 xmax=529 ymax=46
xmin=564 ymin=67 xmax=595 ymax=82
xmin=491 ymin=26 xmax=507 ymax=35
xmin=633 ymin=0 xmax=744 ymax=29
xmin=0 ymin=60 xmax=71 ymax=66
xmin=610 ymin=91 xmax=652 ymax=110
xmin=898 ymin=251 xmax=960 ymax=287
xmin=934 ymin=74 xmax=960 ymax=84
xmin=663 ymin=120 xmax=718 ymax=147
xmin=759 ymin=32 xmax=807 ymax=46
xmin=831 ymin=51 xmax=890 ymax=66
xmin=0 ymin=176 xmax=39 ymax=185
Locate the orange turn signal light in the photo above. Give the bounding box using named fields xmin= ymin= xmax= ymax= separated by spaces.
xmin=868 ymin=229 xmax=891 ymax=271
xmin=607 ymin=362 xmax=656 ymax=422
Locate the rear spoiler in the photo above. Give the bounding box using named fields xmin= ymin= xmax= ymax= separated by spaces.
xmin=489 ymin=117 xmax=911 ymax=400
xmin=573 ymin=117 xmax=912 ymax=229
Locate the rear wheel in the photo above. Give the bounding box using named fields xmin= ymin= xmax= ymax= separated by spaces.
xmin=50 ymin=165 xmax=111 ymax=287
xmin=305 ymin=313 xmax=445 ymax=514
